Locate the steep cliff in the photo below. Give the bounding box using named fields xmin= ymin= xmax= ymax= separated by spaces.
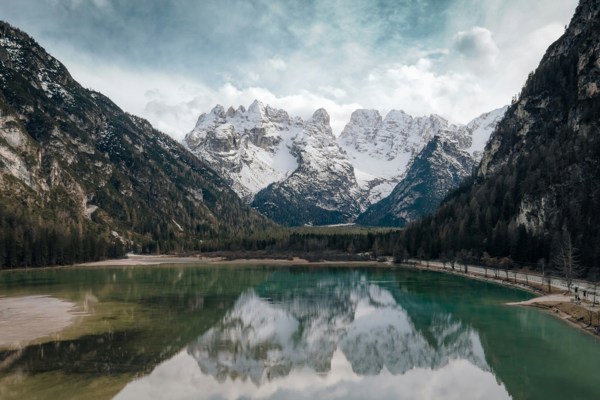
xmin=402 ymin=0 xmax=600 ymax=272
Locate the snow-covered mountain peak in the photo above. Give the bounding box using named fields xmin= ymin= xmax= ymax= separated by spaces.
xmin=184 ymin=100 xmax=304 ymax=201
xmin=247 ymin=98 xmax=266 ymax=119
xmin=252 ymin=106 xmax=364 ymax=225
xmin=210 ymin=104 xmax=226 ymax=117
xmin=225 ymin=106 xmax=236 ymax=117
xmin=338 ymin=107 xmax=507 ymax=205
xmin=311 ymin=108 xmax=331 ymax=126
xmin=185 ymin=101 xmax=506 ymax=225
xmin=339 ymin=109 xmax=382 ymax=149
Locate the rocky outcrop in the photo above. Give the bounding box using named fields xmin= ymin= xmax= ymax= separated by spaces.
xmin=184 ymin=100 xmax=302 ymax=202
xmin=402 ymin=0 xmax=600 ymax=271
xmin=251 ymin=109 xmax=364 ymax=226
xmin=357 ymin=137 xmax=477 ymax=227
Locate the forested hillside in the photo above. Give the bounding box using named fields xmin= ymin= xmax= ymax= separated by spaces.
xmin=399 ymin=0 xmax=600 ymax=277
xmin=0 ymin=22 xmax=270 ymax=268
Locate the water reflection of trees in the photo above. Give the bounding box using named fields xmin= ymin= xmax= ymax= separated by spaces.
xmin=187 ymin=275 xmax=488 ymax=385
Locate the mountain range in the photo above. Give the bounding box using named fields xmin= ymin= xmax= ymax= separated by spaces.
xmin=184 ymin=99 xmax=506 ymax=226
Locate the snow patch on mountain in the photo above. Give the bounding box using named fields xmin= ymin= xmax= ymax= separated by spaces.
xmin=184 ymin=100 xmax=303 ymax=201
xmin=338 ymin=107 xmax=507 ymax=204
xmin=461 ymin=106 xmax=509 ymax=159
xmin=184 ymin=101 xmax=505 ymax=224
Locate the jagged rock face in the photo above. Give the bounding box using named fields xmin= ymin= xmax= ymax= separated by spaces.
xmin=185 ymin=101 xmax=504 ymax=226
xmin=357 ymin=137 xmax=477 ymax=227
xmin=338 ymin=107 xmax=506 ymax=204
xmin=0 ymin=21 xmax=268 ymax=247
xmin=251 ymin=109 xmax=364 ymax=226
xmin=476 ymin=0 xmax=600 ymax=235
xmin=184 ymin=100 xmax=302 ymax=202
xmin=186 ymin=103 xmax=365 ymax=226
xmin=401 ymin=0 xmax=600 ymax=270
xmin=480 ymin=0 xmax=599 ymax=178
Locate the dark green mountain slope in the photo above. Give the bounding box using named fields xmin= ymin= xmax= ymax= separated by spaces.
xmin=401 ymin=0 xmax=600 ymax=275
xmin=0 ymin=21 xmax=270 ymax=267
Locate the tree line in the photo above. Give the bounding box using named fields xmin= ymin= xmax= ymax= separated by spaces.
xmin=0 ymin=203 xmax=125 ymax=268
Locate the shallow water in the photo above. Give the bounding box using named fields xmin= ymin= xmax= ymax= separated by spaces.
xmin=0 ymin=265 xmax=598 ymax=400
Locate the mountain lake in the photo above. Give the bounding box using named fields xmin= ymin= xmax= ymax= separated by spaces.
xmin=0 ymin=265 xmax=599 ymax=400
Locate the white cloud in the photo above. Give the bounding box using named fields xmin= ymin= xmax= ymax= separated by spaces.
xmin=67 ymin=61 xmax=361 ymax=139
xmin=453 ymin=27 xmax=499 ymax=71
xmin=268 ymin=56 xmax=287 ymax=71
xmin=358 ymin=58 xmax=490 ymax=124
xmin=52 ymin=0 xmax=576 ymax=141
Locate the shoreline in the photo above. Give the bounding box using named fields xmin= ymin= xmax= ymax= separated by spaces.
xmin=73 ymin=254 xmax=385 ymax=268
xmin=409 ymin=260 xmax=600 ymax=339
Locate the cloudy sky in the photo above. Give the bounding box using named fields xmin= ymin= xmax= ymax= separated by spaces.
xmin=2 ymin=0 xmax=578 ymax=138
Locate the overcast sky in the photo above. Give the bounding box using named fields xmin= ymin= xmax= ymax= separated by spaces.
xmin=2 ymin=0 xmax=578 ymax=138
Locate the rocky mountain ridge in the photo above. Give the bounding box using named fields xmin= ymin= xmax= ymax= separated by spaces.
xmin=185 ymin=100 xmax=505 ymax=226
xmin=185 ymin=100 xmax=303 ymax=202
xmin=356 ymin=136 xmax=477 ymax=227
xmin=339 ymin=106 xmax=506 ymax=205
xmin=251 ymin=108 xmax=364 ymax=226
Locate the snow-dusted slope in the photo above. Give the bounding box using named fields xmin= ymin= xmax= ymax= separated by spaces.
xmin=460 ymin=106 xmax=509 ymax=160
xmin=184 ymin=100 xmax=302 ymax=201
xmin=185 ymin=101 xmax=505 ymax=226
xmin=357 ymin=137 xmax=477 ymax=227
xmin=251 ymin=109 xmax=364 ymax=226
xmin=338 ymin=107 xmax=507 ymax=204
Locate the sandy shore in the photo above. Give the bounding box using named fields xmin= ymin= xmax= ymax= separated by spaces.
xmin=507 ymin=294 xmax=572 ymax=306
xmin=508 ymin=293 xmax=600 ymax=337
xmin=77 ymin=254 xmax=220 ymax=266
xmin=76 ymin=254 xmax=390 ymax=267
xmin=0 ymin=295 xmax=82 ymax=349
xmin=76 ymin=254 xmax=317 ymax=267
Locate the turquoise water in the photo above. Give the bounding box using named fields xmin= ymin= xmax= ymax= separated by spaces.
xmin=0 ymin=265 xmax=598 ymax=400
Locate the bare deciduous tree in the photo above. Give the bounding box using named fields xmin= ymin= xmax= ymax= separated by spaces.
xmin=553 ymin=229 xmax=582 ymax=292
xmin=537 ymin=258 xmax=552 ymax=293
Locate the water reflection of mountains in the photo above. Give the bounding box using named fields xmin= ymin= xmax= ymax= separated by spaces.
xmin=187 ymin=276 xmax=488 ymax=385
